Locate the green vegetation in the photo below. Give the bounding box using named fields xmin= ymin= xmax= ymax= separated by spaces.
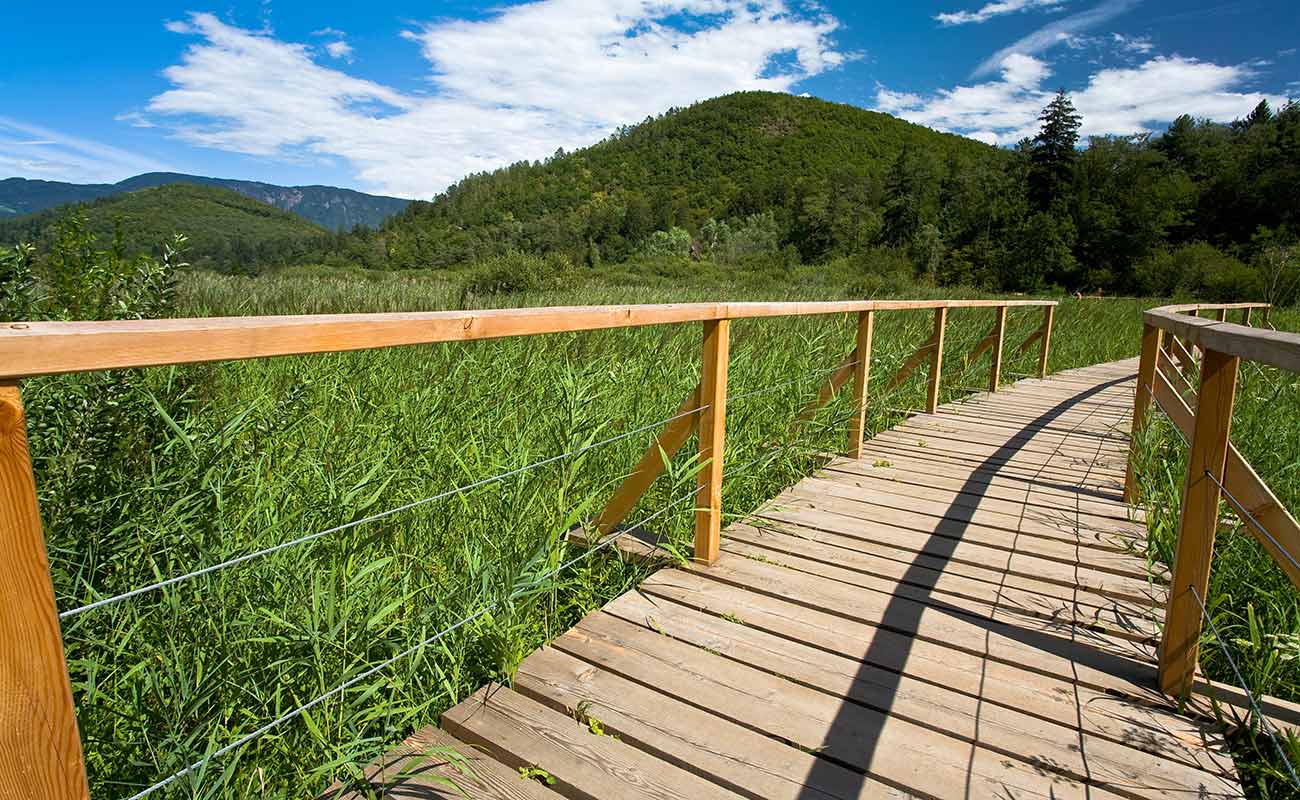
xmin=1129 ymin=318 xmax=1300 ymax=798
xmin=0 ymin=184 xmax=327 ymax=273
xmin=0 ymin=172 xmax=410 ymax=229
xmin=301 ymin=91 xmax=1299 ymax=303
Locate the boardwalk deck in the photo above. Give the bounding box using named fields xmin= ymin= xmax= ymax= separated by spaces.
xmin=334 ymin=359 xmax=1250 ymax=799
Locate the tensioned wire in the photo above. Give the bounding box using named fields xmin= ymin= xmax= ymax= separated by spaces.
xmin=121 ymin=486 xmax=700 ymax=800
xmin=60 ymin=401 xmax=710 ymax=619
xmin=1138 ymin=379 xmax=1300 ymax=790
xmin=65 ymin=346 xmax=881 ymax=620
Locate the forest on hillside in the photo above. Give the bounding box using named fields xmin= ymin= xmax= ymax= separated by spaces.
xmin=316 ymin=91 xmax=1300 ymax=303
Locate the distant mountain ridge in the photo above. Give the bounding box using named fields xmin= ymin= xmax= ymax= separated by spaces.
xmin=0 ymin=172 xmax=409 ymax=230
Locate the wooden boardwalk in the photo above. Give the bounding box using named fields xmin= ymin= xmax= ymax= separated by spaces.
xmin=332 ymin=359 xmax=1248 ymax=799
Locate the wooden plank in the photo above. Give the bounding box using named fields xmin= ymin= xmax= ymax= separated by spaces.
xmin=555 ymin=612 xmax=1135 ymax=799
xmin=988 ymin=305 xmax=1008 ymax=392
xmin=925 ymin=307 xmax=947 ymax=414
xmin=1145 ymin=307 xmax=1300 ymax=373
xmin=513 ymin=647 xmax=891 ymax=800
xmin=847 ymin=310 xmax=874 ymax=459
xmin=320 ymin=726 xmax=564 ymax=800
xmin=695 ymin=320 xmax=729 ymax=565
xmin=0 ymin=299 xmax=1055 ymax=380
xmin=1038 ymin=305 xmax=1055 ymax=379
xmin=722 ymin=524 xmax=1158 ymax=641
xmin=756 ymin=499 xmax=1160 ymax=598
xmin=442 ymin=685 xmax=739 ymax=800
xmin=1160 ymin=348 xmax=1239 ymax=698
xmin=615 ymin=587 xmax=1232 ymax=778
xmin=1126 ymin=323 xmax=1163 ymax=503
xmin=792 ymin=353 xmax=857 ymax=426
xmin=883 ymin=332 xmax=939 ymax=393
xmin=858 ymin=439 xmax=1127 ymax=492
xmin=781 ymin=476 xmax=1148 ymax=561
xmin=594 ymin=385 xmax=700 ymax=534
xmin=589 ymin=596 xmax=1234 ymax=795
xmin=0 ymin=383 xmax=88 ymax=800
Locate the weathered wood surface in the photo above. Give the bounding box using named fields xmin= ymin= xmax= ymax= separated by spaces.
xmin=355 ymin=360 xmax=1251 ymax=799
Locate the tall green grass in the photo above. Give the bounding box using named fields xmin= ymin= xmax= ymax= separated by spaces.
xmin=31 ymin=272 xmax=1155 ymax=799
xmin=1129 ymin=306 xmax=1300 ymax=798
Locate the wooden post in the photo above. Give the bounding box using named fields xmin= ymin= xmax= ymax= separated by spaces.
xmin=1124 ymin=324 xmax=1163 ymax=504
xmin=847 ymin=311 xmax=875 ymax=459
xmin=0 ymin=383 xmax=89 ymax=800
xmin=1242 ymin=307 xmax=1252 ymax=327
xmin=925 ymin=308 xmax=947 ymax=414
xmin=1263 ymin=305 xmax=1272 ymax=328
xmin=1037 ymin=305 xmax=1055 ymax=379
xmin=695 ymin=320 xmax=729 ymax=565
xmin=1159 ymin=348 xmax=1240 ymax=698
xmin=987 ymin=306 xmax=1008 ymax=393
xmin=1215 ymin=307 xmax=1228 ymax=322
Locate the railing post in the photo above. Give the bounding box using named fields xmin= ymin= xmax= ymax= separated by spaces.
xmin=1159 ymin=348 xmax=1240 ymax=698
xmin=1124 ymin=323 xmax=1163 ymax=504
xmin=988 ymin=305 xmax=1008 ymax=393
xmin=695 ymin=319 xmax=730 ymax=565
xmin=1242 ymin=307 xmax=1252 ymax=326
xmin=1037 ymin=305 xmax=1055 ymax=379
xmin=847 ymin=310 xmax=875 ymax=459
xmin=1215 ymin=308 xmax=1228 ymax=322
xmin=0 ymin=383 xmax=89 ymax=800
xmin=925 ymin=308 xmax=947 ymax=414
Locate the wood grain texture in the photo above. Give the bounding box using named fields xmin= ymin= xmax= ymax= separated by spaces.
xmin=694 ymin=320 xmax=729 ymax=565
xmin=925 ymin=307 xmax=947 ymax=414
xmin=1037 ymin=304 xmax=1055 ymax=379
xmin=0 ymin=300 xmax=1056 ymax=380
xmin=594 ymin=385 xmax=701 ymax=534
xmin=988 ymin=305 xmax=1008 ymax=392
xmin=847 ymin=310 xmax=874 ymax=459
xmin=1160 ymin=348 xmax=1239 ymax=698
xmin=1125 ymin=323 xmax=1163 ymax=503
xmin=0 ymin=383 xmax=88 ymax=800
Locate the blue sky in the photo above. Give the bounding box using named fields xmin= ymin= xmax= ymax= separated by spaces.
xmin=1 ymin=0 xmax=1295 ymax=198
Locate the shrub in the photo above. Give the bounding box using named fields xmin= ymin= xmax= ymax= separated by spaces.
xmin=458 ymin=251 xmax=574 ymax=305
xmin=638 ymin=227 xmax=692 ymax=259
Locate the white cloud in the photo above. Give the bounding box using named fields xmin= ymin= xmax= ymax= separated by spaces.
xmin=141 ymin=3 xmax=846 ymax=198
xmin=973 ymin=0 xmax=1136 ymax=76
xmin=0 ymin=117 xmax=171 ymax=183
xmin=935 ymin=0 xmax=1066 ymax=27
xmin=1111 ymin=32 xmax=1152 ymax=54
xmin=323 ymin=40 xmax=353 ymax=61
xmin=876 ymin=54 xmax=1285 ymax=146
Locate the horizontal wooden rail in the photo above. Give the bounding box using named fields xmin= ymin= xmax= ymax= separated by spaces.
xmin=0 ymin=300 xmax=1056 ymax=380
xmin=0 ymin=295 xmax=1059 ymax=800
xmin=1124 ymin=301 xmax=1300 ymax=699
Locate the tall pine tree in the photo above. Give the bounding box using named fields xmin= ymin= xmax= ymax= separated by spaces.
xmin=1029 ymin=89 xmax=1082 ymax=211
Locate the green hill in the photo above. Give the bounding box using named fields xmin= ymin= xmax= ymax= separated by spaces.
xmin=0 ymin=183 xmax=328 ymax=272
xmin=376 ymin=91 xmax=1006 ymax=269
xmin=0 ymin=173 xmax=409 ymax=230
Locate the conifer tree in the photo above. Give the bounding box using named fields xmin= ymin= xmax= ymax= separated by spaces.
xmin=1029 ymin=89 xmax=1082 ymax=211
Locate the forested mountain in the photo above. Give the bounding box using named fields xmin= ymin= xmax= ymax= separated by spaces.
xmin=324 ymin=90 xmax=1298 ymax=302
xmin=0 ymin=184 xmax=327 ymax=272
xmin=0 ymin=172 xmax=409 ymax=230
xmin=373 ymin=91 xmax=1006 ymax=270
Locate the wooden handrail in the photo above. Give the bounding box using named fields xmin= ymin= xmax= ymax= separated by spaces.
xmin=0 ymin=299 xmax=1055 ymax=380
xmin=1125 ymin=301 xmax=1300 ymax=699
xmin=0 ymin=296 xmax=1057 ymax=800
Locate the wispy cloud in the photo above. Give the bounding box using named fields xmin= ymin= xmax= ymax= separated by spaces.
xmin=935 ymin=0 xmax=1067 ymax=27
xmin=877 ymin=53 xmax=1283 ymax=145
xmin=1111 ymin=32 xmax=1153 ymax=54
xmin=973 ymin=0 xmax=1138 ymax=76
xmin=140 ymin=2 xmax=848 ymax=198
xmin=0 ymin=117 xmax=170 ymax=183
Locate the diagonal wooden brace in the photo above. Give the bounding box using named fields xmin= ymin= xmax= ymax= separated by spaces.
xmin=794 ymin=352 xmax=860 ymax=424
xmin=884 ymin=332 xmax=941 ymax=394
xmin=594 ymin=385 xmax=703 ymax=535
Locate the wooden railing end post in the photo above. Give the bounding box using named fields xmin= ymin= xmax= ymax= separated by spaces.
xmin=0 ymin=382 xmax=90 ymax=800
xmin=988 ymin=305 xmax=1008 ymax=393
xmin=848 ymin=310 xmax=875 ymax=459
xmin=925 ymin=307 xmax=948 ymax=414
xmin=1158 ymin=347 xmax=1240 ymax=698
xmin=694 ymin=319 xmax=730 ymax=565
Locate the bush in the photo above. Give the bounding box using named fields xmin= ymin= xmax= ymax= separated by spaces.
xmin=638 ymin=227 xmax=692 ymax=259
xmin=458 ymin=251 xmax=574 ymax=305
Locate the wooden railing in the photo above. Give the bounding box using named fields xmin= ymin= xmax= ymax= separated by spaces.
xmin=1123 ymin=302 xmax=1300 ymax=699
xmin=0 ymin=298 xmax=1055 ymax=800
